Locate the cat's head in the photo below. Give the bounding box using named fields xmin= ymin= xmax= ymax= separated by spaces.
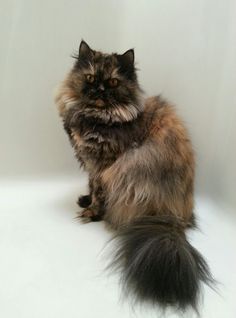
xmin=59 ymin=41 xmax=143 ymax=123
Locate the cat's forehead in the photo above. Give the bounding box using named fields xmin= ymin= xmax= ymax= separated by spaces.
xmin=87 ymin=51 xmax=119 ymax=78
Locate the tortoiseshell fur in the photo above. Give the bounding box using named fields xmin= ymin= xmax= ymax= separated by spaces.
xmin=55 ymin=41 xmax=213 ymax=311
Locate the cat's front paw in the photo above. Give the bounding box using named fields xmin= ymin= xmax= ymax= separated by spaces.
xmin=77 ymin=195 xmax=92 ymax=208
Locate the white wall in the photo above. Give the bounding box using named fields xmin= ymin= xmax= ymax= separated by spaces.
xmin=1 ymin=0 xmax=235 ymax=208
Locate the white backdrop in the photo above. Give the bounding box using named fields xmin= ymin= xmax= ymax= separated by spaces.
xmin=1 ymin=0 xmax=235 ymax=208
xmin=1 ymin=2 xmax=236 ymax=318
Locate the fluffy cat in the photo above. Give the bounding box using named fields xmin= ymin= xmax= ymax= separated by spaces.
xmin=55 ymin=40 xmax=213 ymax=311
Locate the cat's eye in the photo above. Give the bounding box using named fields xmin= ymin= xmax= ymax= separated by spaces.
xmin=86 ymin=74 xmax=95 ymax=83
xmin=108 ymin=78 xmax=119 ymax=88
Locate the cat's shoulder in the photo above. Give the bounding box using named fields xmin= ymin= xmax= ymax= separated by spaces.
xmin=144 ymin=95 xmax=188 ymax=139
xmin=144 ymin=95 xmax=177 ymax=122
xmin=144 ymin=95 xmax=173 ymax=113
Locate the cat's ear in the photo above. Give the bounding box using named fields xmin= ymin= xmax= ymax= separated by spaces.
xmin=78 ymin=40 xmax=94 ymax=63
xmin=121 ymin=49 xmax=135 ymax=65
xmin=117 ymin=49 xmax=135 ymax=79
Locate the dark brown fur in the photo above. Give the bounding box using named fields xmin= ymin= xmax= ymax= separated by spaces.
xmin=55 ymin=41 xmax=213 ymax=311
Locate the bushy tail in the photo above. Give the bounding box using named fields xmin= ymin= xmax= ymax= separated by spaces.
xmin=110 ymin=215 xmax=213 ymax=312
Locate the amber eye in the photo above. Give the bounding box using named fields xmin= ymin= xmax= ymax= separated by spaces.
xmin=86 ymin=74 xmax=95 ymax=83
xmin=108 ymin=78 xmax=119 ymax=88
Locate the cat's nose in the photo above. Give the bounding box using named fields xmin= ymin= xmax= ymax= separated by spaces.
xmin=99 ymin=84 xmax=105 ymax=91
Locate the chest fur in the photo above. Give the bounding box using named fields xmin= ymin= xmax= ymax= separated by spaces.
xmin=71 ymin=116 xmax=145 ymax=171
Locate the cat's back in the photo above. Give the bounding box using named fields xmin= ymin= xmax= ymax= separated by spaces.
xmin=143 ymin=95 xmax=194 ymax=168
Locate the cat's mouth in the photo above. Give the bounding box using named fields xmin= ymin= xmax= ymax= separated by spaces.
xmin=95 ymin=99 xmax=105 ymax=107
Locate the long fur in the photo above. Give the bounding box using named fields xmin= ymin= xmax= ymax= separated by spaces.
xmin=55 ymin=40 xmax=214 ymax=313
xmin=110 ymin=215 xmax=213 ymax=312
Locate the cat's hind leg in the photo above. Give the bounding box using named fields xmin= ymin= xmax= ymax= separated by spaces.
xmin=79 ymin=208 xmax=104 ymax=222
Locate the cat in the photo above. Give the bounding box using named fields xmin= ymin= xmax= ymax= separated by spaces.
xmin=55 ymin=40 xmax=213 ymax=312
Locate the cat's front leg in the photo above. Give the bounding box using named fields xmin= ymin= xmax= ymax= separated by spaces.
xmin=63 ymin=107 xmax=80 ymax=140
xmin=79 ymin=177 xmax=106 ymax=222
xmin=77 ymin=175 xmax=94 ymax=208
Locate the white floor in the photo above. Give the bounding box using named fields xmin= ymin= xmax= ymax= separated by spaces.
xmin=0 ymin=177 xmax=235 ymax=318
